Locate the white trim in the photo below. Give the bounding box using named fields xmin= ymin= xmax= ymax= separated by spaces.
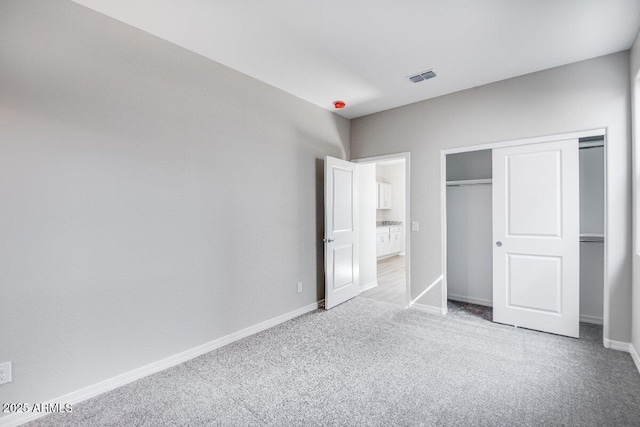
xmin=603 ymin=338 xmax=630 ymax=352
xmin=630 ymin=343 xmax=640 ymax=374
xmin=602 ymin=131 xmax=610 ymax=346
xmin=440 ymin=151 xmax=448 ymax=314
xmin=351 ymin=152 xmax=410 ymax=165
xmin=442 ymin=128 xmax=606 ymax=155
xmin=447 ymin=294 xmax=492 ymax=307
xmin=579 ymin=314 xmax=603 ymax=325
xmin=359 ymin=281 xmax=378 ymax=292
xmin=0 ymin=300 xmax=324 ymax=427
xmin=410 ymin=302 xmax=446 ymax=316
xmin=411 ymin=275 xmax=443 ymax=306
xmin=351 ymin=152 xmax=411 ymax=308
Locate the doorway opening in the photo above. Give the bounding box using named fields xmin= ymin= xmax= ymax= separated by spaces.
xmin=353 ymin=153 xmax=411 ymax=308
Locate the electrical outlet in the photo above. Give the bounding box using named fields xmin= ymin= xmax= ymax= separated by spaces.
xmin=0 ymin=361 xmax=12 ymax=385
xmin=297 ymin=282 xmax=302 ymax=293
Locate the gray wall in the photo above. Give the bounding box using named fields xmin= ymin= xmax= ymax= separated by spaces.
xmin=0 ymin=0 xmax=349 ymax=409
xmin=351 ymin=51 xmax=632 ymax=342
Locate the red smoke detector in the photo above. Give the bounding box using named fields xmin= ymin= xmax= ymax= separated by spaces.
xmin=333 ymin=100 xmax=346 ymax=109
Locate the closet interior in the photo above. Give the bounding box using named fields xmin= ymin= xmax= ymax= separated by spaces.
xmin=445 ymin=137 xmax=605 ymax=325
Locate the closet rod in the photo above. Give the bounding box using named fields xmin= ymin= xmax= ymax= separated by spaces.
xmin=446 ymin=183 xmax=492 ymax=187
xmin=446 ymin=178 xmax=492 ymax=187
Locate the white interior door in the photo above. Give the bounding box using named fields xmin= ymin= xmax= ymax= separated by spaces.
xmin=325 ymin=156 xmax=359 ymax=309
xmin=493 ymin=139 xmax=579 ymax=337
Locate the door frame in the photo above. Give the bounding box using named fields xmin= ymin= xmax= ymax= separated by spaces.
xmin=441 ymin=128 xmax=608 ymax=341
xmin=352 ymin=152 xmax=411 ymax=308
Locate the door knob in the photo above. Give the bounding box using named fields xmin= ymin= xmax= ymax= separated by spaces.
xmin=324 ymin=238 xmax=334 ymax=243
xmin=496 ymin=241 xmax=502 ymax=247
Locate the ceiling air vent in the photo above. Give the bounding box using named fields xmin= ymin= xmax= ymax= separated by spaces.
xmin=408 ymin=70 xmax=436 ymax=83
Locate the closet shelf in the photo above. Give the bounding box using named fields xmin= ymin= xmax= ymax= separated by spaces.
xmin=580 ymin=233 xmax=604 ymax=243
xmin=579 ymin=141 xmax=604 ymax=150
xmin=446 ymin=178 xmax=492 ymax=187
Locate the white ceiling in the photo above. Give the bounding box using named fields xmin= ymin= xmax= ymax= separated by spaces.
xmin=72 ymin=0 xmax=640 ymax=119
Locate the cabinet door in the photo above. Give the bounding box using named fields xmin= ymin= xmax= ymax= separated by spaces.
xmin=376 ymin=183 xmax=385 ymax=209
xmin=376 ymin=233 xmax=390 ymax=257
xmin=375 ymin=233 xmax=384 ymax=257
xmin=390 ymin=231 xmax=401 ymax=253
xmin=377 ymin=183 xmax=392 ymax=209
xmin=377 ymin=183 xmax=391 ymax=209
xmin=383 ymin=184 xmax=392 ymax=209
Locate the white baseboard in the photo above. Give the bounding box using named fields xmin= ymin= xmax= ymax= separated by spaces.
xmin=411 ymin=275 xmax=443 ymax=306
xmin=603 ymin=337 xmax=630 ymax=352
xmin=579 ymin=314 xmax=603 ymax=325
xmin=410 ymin=303 xmax=446 ymax=316
xmin=409 ymin=276 xmax=444 ymax=316
xmin=447 ymin=294 xmax=492 ymax=307
xmin=359 ymin=281 xmax=378 ymax=292
xmin=630 ymin=343 xmax=640 ymax=374
xmin=602 ymin=338 xmax=640 ymax=374
xmin=0 ymin=300 xmax=324 ymax=427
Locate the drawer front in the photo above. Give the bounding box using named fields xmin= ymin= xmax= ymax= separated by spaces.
xmin=390 ymin=226 xmax=402 ymax=232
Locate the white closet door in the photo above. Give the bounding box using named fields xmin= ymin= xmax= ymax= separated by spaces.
xmin=492 ymin=139 xmax=579 ymax=338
